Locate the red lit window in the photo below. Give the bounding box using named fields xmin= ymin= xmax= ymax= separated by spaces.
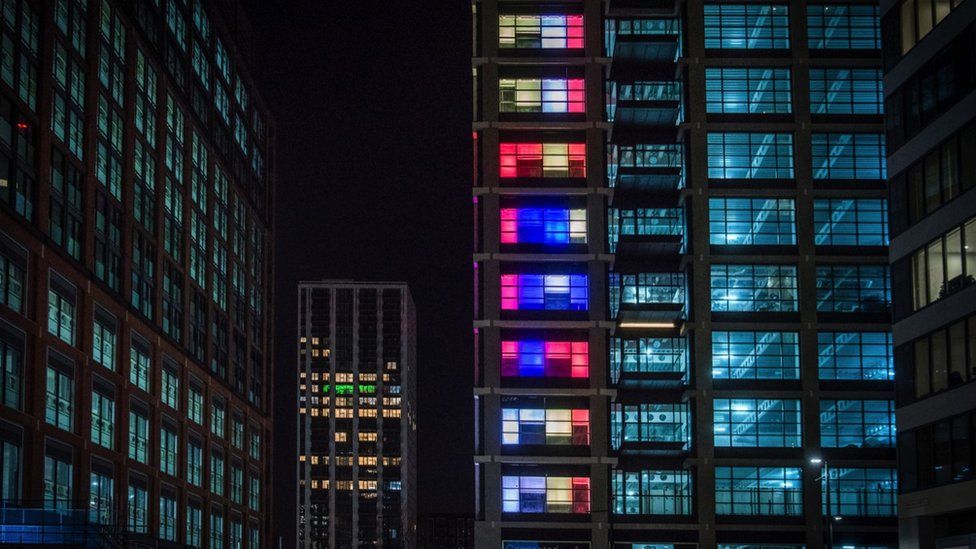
xmin=499 ymin=143 xmax=586 ymax=178
xmin=501 ymin=340 xmax=589 ymax=378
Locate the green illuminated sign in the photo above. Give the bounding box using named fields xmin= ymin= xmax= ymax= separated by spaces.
xmin=323 ymin=384 xmax=376 ymax=395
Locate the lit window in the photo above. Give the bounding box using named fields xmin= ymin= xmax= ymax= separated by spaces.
xmin=502 ymin=408 xmax=589 ymax=445
xmin=498 ymin=15 xmax=584 ymax=49
xmin=820 ymin=400 xmax=895 ymax=448
xmin=822 ymin=468 xmax=897 ymax=516
xmin=613 ymin=469 xmax=692 ymax=515
xmin=705 ymin=68 xmax=792 ymax=114
xmin=811 ymin=133 xmax=886 ymax=180
xmin=809 ymin=68 xmax=883 ymax=115
xmin=610 ymin=337 xmax=687 ymax=378
xmin=500 ymin=208 xmax=586 ymax=244
xmin=499 ymin=143 xmax=586 ymax=178
xmin=499 ymin=78 xmax=585 ymax=113
xmin=910 ymin=218 xmax=976 ymax=310
xmin=807 ymin=5 xmax=881 ymax=50
xmin=501 ymin=340 xmax=589 ymax=378
xmin=502 ymin=475 xmax=590 ymax=513
xmin=813 ymin=199 xmax=889 ymax=246
xmin=712 ymin=331 xmax=800 ymax=379
xmin=703 ymin=4 xmax=790 ymax=49
xmin=817 ymin=332 xmax=893 ymax=381
xmin=708 ymin=198 xmax=796 ymax=245
xmin=500 ymin=273 xmax=588 ymax=311
xmin=710 ymin=264 xmax=798 ymax=312
xmin=611 ymin=403 xmax=690 ymax=449
xmin=160 ymin=426 xmax=178 ymax=476
xmin=714 ymin=399 xmax=802 ymax=447
xmin=715 ymin=467 xmax=802 ymax=515
xmin=815 ymin=264 xmax=891 ymax=313
xmin=707 ymin=133 xmax=794 ymax=179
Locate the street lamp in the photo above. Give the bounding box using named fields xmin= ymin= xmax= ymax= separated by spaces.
xmin=810 ymin=458 xmax=834 ymax=549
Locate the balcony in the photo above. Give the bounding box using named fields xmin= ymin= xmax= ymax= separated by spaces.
xmin=611 ymin=402 xmax=691 ymax=455
xmin=605 ymin=19 xmax=681 ymax=68
xmin=609 ymin=208 xmax=684 ymax=268
xmin=610 ymin=272 xmax=686 ymax=325
xmin=611 ymin=336 xmax=688 ymax=388
xmin=607 ymin=81 xmax=682 ymax=128
xmin=608 ymin=144 xmax=683 ymax=207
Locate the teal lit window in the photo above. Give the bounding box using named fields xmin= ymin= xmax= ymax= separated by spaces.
xmin=160 ymin=425 xmax=178 ymax=476
xmin=94 ymin=193 xmax=122 ymax=291
xmin=715 ymin=467 xmax=802 ymax=515
xmin=231 ymin=520 xmax=243 ymax=548
xmin=95 ymin=96 xmax=123 ymax=200
xmin=813 ymin=199 xmax=888 ymax=246
xmin=611 ymin=403 xmax=690 ymax=449
xmin=131 ymin=232 xmax=155 ymax=318
xmin=161 ymin=265 xmax=182 ymax=341
xmin=610 ymin=272 xmax=685 ymax=312
xmin=809 ymin=68 xmax=883 ymax=115
xmin=92 ymin=310 xmax=116 ymax=371
xmin=47 ymin=277 xmax=75 ymax=346
xmin=807 ymin=5 xmax=881 ymax=49
xmin=49 ymin=148 xmax=83 ymax=260
xmin=43 ymin=450 xmax=72 ymax=509
xmin=0 ymin=246 xmax=25 ymax=313
xmin=45 ymin=361 xmax=73 ymax=432
xmin=89 ymin=470 xmax=112 ymax=525
xmin=817 ymin=332 xmax=893 ymax=380
xmin=703 ymin=5 xmax=790 ymax=49
xmin=134 ymin=50 xmax=157 ymax=148
xmin=128 ymin=409 xmax=149 ymax=463
xmin=187 ymin=440 xmax=203 ymax=487
xmin=822 ymin=468 xmax=897 ymax=516
xmin=210 ymin=508 xmax=224 ymax=549
xmin=820 ymin=399 xmax=895 ymax=448
xmin=812 ymin=133 xmax=886 ymax=180
xmin=705 ymin=68 xmax=791 ymax=114
xmin=0 ymin=97 xmax=37 ymax=220
xmin=90 ymin=389 xmax=114 ymax=449
xmin=54 ymin=0 xmax=86 ymax=57
xmin=159 ymin=493 xmax=177 ymax=541
xmin=710 ymin=264 xmax=798 ymax=312
xmin=707 ymin=133 xmax=794 ymax=179
xmin=1 ymin=0 xmax=39 ymax=110
xmin=0 ymin=438 xmax=19 ymax=502
xmin=248 ymin=525 xmax=259 ymax=548
xmin=0 ymin=326 xmax=23 ymax=410
xmin=231 ymin=465 xmax=243 ymax=504
xmin=210 ymin=452 xmax=225 ymax=496
xmin=712 ymin=331 xmax=799 ymax=379
xmin=709 ymin=198 xmax=796 ymax=245
xmin=189 ymin=386 xmax=204 ymax=424
xmin=610 ymin=337 xmax=687 ymax=380
xmin=232 ymin=418 xmax=244 ymax=449
xmin=815 ymin=264 xmax=890 ymax=313
xmin=714 ymin=399 xmax=801 ymax=447
xmin=612 ymin=469 xmax=692 ymax=515
xmin=161 ymin=364 xmax=179 ymax=410
xmin=128 ymin=481 xmax=148 ymax=533
xmin=129 ymin=340 xmax=152 ymax=393
xmin=248 ymin=475 xmax=260 ymax=511
xmin=249 ymin=430 xmax=261 ymax=461
xmin=186 ymin=503 xmax=202 ymax=547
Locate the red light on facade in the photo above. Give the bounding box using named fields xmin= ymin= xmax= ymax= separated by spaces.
xmin=15 ymin=122 xmax=28 ymax=131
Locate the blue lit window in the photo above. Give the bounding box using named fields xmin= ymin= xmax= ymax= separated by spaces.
xmin=611 ymin=403 xmax=690 ymax=450
xmin=613 ymin=469 xmax=692 ymax=515
xmin=613 ymin=273 xmax=685 ymax=306
xmin=709 ymin=198 xmax=796 ymax=245
xmin=705 ymin=68 xmax=792 ymax=114
xmin=809 ymin=68 xmax=884 ymax=115
xmin=710 ymin=264 xmax=798 ymax=312
xmin=501 ymin=274 xmax=588 ymax=311
xmin=823 ymin=468 xmax=897 ymax=517
xmin=813 ymin=199 xmax=889 ymax=246
xmin=610 ymin=337 xmax=687 ymax=379
xmin=707 ymin=133 xmax=794 ymax=180
xmin=807 ymin=5 xmax=881 ymax=49
xmin=715 ymin=467 xmax=803 ymax=516
xmin=703 ymin=5 xmax=790 ymax=49
xmin=820 ymin=399 xmax=895 ymax=448
xmin=817 ymin=332 xmax=893 ymax=380
xmin=714 ymin=399 xmax=802 ymax=447
xmin=500 ymin=208 xmax=587 ymax=245
xmin=711 ymin=331 xmax=799 ymax=379
xmin=815 ymin=264 xmax=890 ymax=313
xmin=811 ymin=133 xmax=886 ymax=180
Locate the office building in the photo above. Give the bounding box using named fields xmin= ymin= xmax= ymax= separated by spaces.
xmin=297 ymin=280 xmax=417 ymax=548
xmin=883 ymin=0 xmax=976 ymax=544
xmin=473 ymin=1 xmax=896 ymax=547
xmin=0 ymin=0 xmax=274 ymax=546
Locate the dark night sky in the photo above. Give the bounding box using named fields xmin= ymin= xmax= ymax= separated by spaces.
xmin=238 ymin=1 xmax=473 ymax=542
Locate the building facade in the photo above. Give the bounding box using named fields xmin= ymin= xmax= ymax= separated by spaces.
xmin=0 ymin=0 xmax=275 ymax=546
xmin=473 ymin=1 xmax=897 ymax=548
xmin=297 ymin=281 xmax=418 ymax=548
xmin=882 ymin=0 xmax=976 ymax=545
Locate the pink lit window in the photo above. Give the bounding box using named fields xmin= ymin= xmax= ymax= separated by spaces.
xmin=499 ymin=143 xmax=586 ymax=179
xmin=499 ymin=15 xmax=585 ymax=50
xmin=498 ymin=78 xmax=585 ymax=113
xmin=500 ymin=340 xmax=589 ymax=378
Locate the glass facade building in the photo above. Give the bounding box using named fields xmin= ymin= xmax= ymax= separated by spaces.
xmin=0 ymin=0 xmax=274 ymax=546
xmin=474 ymin=1 xmax=895 ymax=547
xmin=884 ymin=0 xmax=976 ymax=542
xmin=297 ymin=281 xmax=417 ymax=548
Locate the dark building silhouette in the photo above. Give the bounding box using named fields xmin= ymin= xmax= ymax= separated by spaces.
xmin=418 ymin=513 xmax=474 ymax=549
xmin=0 ymin=0 xmax=274 ymax=546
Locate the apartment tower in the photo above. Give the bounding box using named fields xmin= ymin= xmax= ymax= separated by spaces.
xmin=473 ymin=1 xmax=897 ymax=548
xmin=297 ymin=280 xmax=418 ymax=548
xmin=882 ymin=0 xmax=976 ymax=544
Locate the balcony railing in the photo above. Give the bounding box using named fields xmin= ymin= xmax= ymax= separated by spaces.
xmin=611 ymin=403 xmax=691 ymax=452
xmin=605 ymin=18 xmax=682 ymax=62
xmin=608 ymin=144 xmax=683 ymax=190
xmin=607 ymin=81 xmax=682 ymax=123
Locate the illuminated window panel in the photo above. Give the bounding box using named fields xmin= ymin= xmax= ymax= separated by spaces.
xmin=498 ymin=15 xmax=584 ymax=49
xmin=501 ymin=475 xmax=590 ymax=513
xmin=713 ymin=398 xmax=802 ymax=447
xmin=499 ymin=78 xmax=585 ymax=113
xmin=499 ymin=143 xmax=587 ymax=179
xmin=807 ymin=5 xmax=881 ymax=50
xmin=811 ymin=133 xmax=886 ymax=180
xmin=705 ymin=67 xmax=792 ymax=114
xmin=809 ymin=68 xmax=884 ymax=115
xmin=715 ymin=467 xmax=803 ymax=516
xmin=500 ymin=208 xmax=587 ymax=245
xmin=708 ymin=198 xmax=796 ymax=245
xmin=500 ymin=274 xmax=588 ymax=311
xmin=822 ymin=468 xmax=897 ymax=517
xmin=501 ymin=340 xmax=589 ymax=378
xmin=817 ymin=332 xmax=893 ymax=381
xmin=501 ymin=408 xmax=590 ymax=445
xmin=819 ymin=399 xmax=895 ymax=448
xmin=710 ymin=264 xmax=798 ymax=312
xmin=703 ymin=4 xmax=791 ymax=49
xmin=707 ymin=133 xmax=794 ymax=180
xmin=813 ymin=199 xmax=889 ymax=246
xmin=712 ymin=331 xmax=800 ymax=379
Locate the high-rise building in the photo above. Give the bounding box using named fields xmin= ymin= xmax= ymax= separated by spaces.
xmin=882 ymin=0 xmax=976 ymax=544
xmin=473 ymin=2 xmax=897 ymax=548
xmin=0 ymin=0 xmax=274 ymax=546
xmin=297 ymin=280 xmax=417 ymax=548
